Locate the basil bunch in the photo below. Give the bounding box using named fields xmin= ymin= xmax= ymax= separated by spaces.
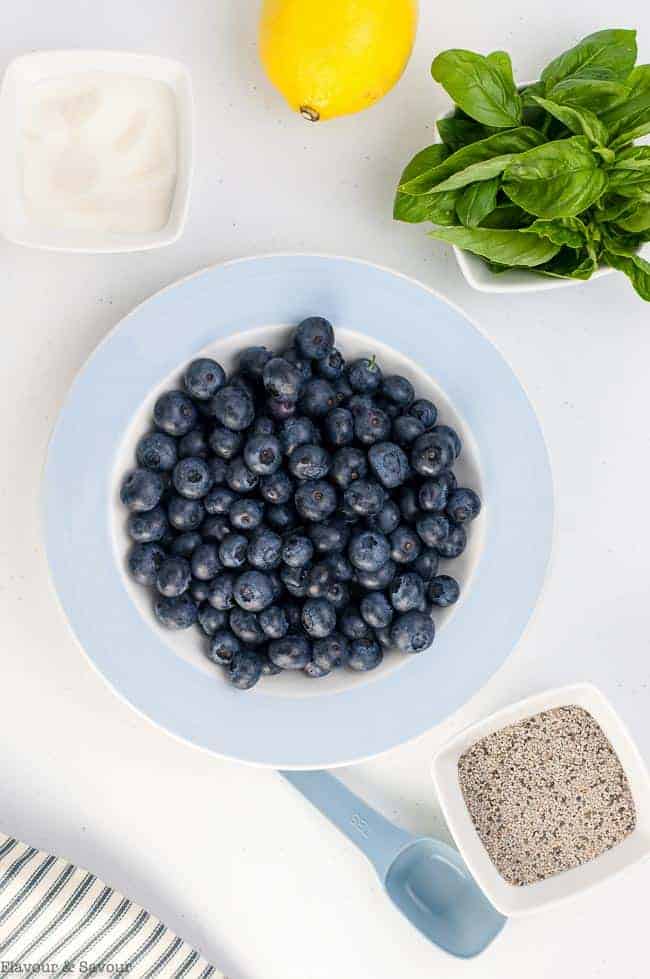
xmin=394 ymin=29 xmax=650 ymax=299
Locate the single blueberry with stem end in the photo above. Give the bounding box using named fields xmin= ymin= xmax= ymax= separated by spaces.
xmin=184 ymin=358 xmax=225 ymax=400
xmin=348 ymin=638 xmax=383 ymax=671
xmin=136 ymin=431 xmax=177 ymax=472
xmin=128 ymin=543 xmax=166 ymax=585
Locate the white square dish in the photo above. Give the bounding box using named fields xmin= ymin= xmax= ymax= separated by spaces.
xmin=0 ymin=50 xmax=193 ymax=252
xmin=431 ymin=683 xmax=650 ymax=916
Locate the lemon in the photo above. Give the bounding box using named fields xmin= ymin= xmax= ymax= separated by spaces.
xmin=259 ymin=0 xmax=418 ymax=122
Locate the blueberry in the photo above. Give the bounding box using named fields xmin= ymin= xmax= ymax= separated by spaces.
xmin=368 ymin=442 xmax=410 ymax=489
xmin=306 ymin=562 xmax=334 ymax=598
xmin=136 ymin=432 xmax=177 ymax=472
xmin=267 ymin=395 xmax=297 ymax=421
xmin=411 ymin=432 xmax=454 ymax=477
xmin=156 ymin=556 xmax=191 ymax=597
xmin=436 ymin=523 xmax=467 ymax=559
xmin=348 ymin=530 xmax=390 ymax=572
xmin=419 ymin=478 xmax=450 ymax=512
xmin=433 ymin=425 xmax=462 ymax=460
xmin=204 ymin=486 xmax=236 ymax=515
xmin=262 ymin=357 xmax=303 ymax=400
xmin=238 ymin=345 xmax=272 ymax=379
xmin=170 ymin=531 xmax=202 ymax=558
xmin=295 ymin=317 xmax=335 ymax=360
xmin=207 ymin=628 xmax=241 ymax=665
xmin=154 ymin=390 xmax=198 ymax=437
xmin=302 ymin=598 xmax=337 ymax=638
xmin=347 ymin=393 xmax=373 ymax=416
xmin=243 ymin=434 xmax=282 ymax=476
xmin=366 ymin=500 xmax=400 ymax=535
xmin=259 ymin=605 xmax=289 ymax=639
xmin=429 ymin=575 xmax=460 ymax=607
xmin=355 ymin=560 xmax=396 ymax=591
xmin=414 ymin=548 xmax=440 ymax=581
xmin=282 ymin=533 xmax=314 ymax=567
xmin=209 ymin=426 xmax=243 ymax=460
xmin=343 ymin=479 xmax=385 ymax=517
xmin=210 ymin=385 xmax=254 ymax=431
xmin=268 ymin=635 xmax=312 ymax=670
xmin=340 ymin=606 xmax=372 ymax=640
xmin=354 ymin=405 xmax=391 ymax=445
xmin=266 ymin=503 xmax=298 ymax=532
xmin=178 ymin=428 xmax=209 ymax=459
xmin=294 ymin=480 xmax=337 ymax=522
xmin=172 ymin=457 xmax=213 ymax=499
xmin=229 ymin=651 xmax=263 ymax=690
xmin=197 ymin=604 xmax=227 ymax=636
xmin=191 ymin=543 xmax=221 ymax=580
xmin=168 ymin=495 xmax=204 ymax=531
xmin=154 ymin=593 xmax=198 ymax=629
xmin=348 ymin=638 xmax=383 ymax=671
xmin=416 ymin=514 xmax=450 ymax=548
xmin=226 ymin=458 xmax=259 ymax=494
xmin=446 ymin=488 xmax=481 ymax=524
xmin=282 ymin=346 xmax=313 ymax=382
xmin=389 ymin=525 xmax=421 ymax=564
xmin=324 ymin=552 xmax=355 ymax=582
xmin=128 ymin=542 xmax=166 ymax=585
xmin=230 ymin=608 xmax=265 ymax=645
xmin=331 ymin=447 xmax=368 ymax=489
xmin=333 ymin=375 xmax=354 ymax=405
xmin=313 ymin=633 xmax=349 ymax=669
xmin=128 ymin=506 xmax=167 ymax=543
xmin=190 ymin=579 xmax=211 ymax=602
xmin=391 ymin=610 xmax=435 ymax=653
xmin=325 ymin=580 xmax=349 ymax=609
xmin=347 ymin=356 xmax=382 ymax=393
xmin=228 ymin=498 xmax=262 ymax=532
xmin=392 ymin=415 xmax=425 ymax=446
xmin=382 ymin=375 xmax=414 ymax=407
xmin=389 ymin=572 xmax=425 ymax=612
xmin=323 ymin=408 xmax=354 ymax=447
xmin=408 ymin=399 xmax=438 ymax=431
xmin=121 ymin=468 xmax=164 ymax=512
xmin=184 ymin=358 xmax=225 ymax=400
xmin=207 ymin=573 xmax=235 ymax=610
xmin=360 ymin=593 xmax=393 ymax=629
xmin=308 ymin=517 xmax=350 ymax=553
xmin=260 ymin=470 xmax=293 ymax=504
xmin=304 ymin=660 xmax=331 ymax=678
xmin=219 ymin=533 xmax=248 ymax=569
xmin=299 ymin=379 xmax=336 ymax=418
xmin=247 ymin=528 xmax=283 ymax=569
xmin=316 ymin=348 xmax=344 ymax=380
xmin=201 ymin=515 xmax=232 ymax=543
xmin=281 ymin=564 xmax=310 ymax=597
xmin=279 ymin=416 xmax=318 ymax=455
xmin=398 ymin=487 xmax=419 ymax=523
xmin=289 ymin=443 xmax=331 ymax=480
xmin=234 ymin=570 xmax=275 ymax=612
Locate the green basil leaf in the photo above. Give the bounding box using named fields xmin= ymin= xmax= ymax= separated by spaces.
xmin=596 ymin=195 xmax=637 ymax=221
xmin=436 ymin=116 xmax=493 ymax=152
xmin=428 ymin=226 xmax=561 ymax=266
xmin=612 ymin=181 xmax=650 ymax=202
xmin=600 ymin=225 xmax=644 ymax=256
xmin=520 ymin=81 xmax=545 ymax=106
xmin=604 ymin=250 xmax=650 ymax=300
xmin=487 ymin=51 xmax=516 ymax=88
xmin=400 ymin=127 xmax=544 ymax=195
xmin=540 ymin=29 xmax=637 ymax=89
xmin=502 ymin=136 xmax=608 ymax=218
xmin=623 ymin=64 xmax=650 ymax=98
xmin=431 ymin=49 xmax=522 ymax=127
xmin=530 ymin=95 xmax=608 ymax=144
xmin=456 ymin=177 xmax=499 ymax=227
xmin=429 ymin=153 xmax=518 ymax=193
xmin=521 ymin=216 xmax=588 ymax=248
xmin=608 ymin=148 xmax=650 ymax=192
xmin=394 ymin=145 xmax=449 ymax=222
xmin=617 ymin=202 xmax=650 ymax=232
xmin=548 ymin=77 xmax=629 ymax=113
xmin=602 ymin=86 xmax=650 ymax=145
xmin=479 ymin=203 xmax=534 ymax=228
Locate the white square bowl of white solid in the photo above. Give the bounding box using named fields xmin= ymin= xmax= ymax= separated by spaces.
xmin=431 ymin=683 xmax=650 ymax=916
xmin=0 ymin=50 xmax=193 ymax=253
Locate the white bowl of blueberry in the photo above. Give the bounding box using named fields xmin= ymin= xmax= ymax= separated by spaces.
xmin=119 ymin=317 xmax=481 ymax=691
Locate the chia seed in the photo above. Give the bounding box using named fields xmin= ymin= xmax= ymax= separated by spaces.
xmin=457 ymin=705 xmax=637 ymax=886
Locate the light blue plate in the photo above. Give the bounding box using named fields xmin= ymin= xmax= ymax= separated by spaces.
xmin=43 ymin=255 xmax=553 ymax=769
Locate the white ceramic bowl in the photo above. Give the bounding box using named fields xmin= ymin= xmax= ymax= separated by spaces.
xmin=0 ymin=50 xmax=193 ymax=253
xmin=432 ymin=683 xmax=650 ymax=916
xmin=434 ymin=84 xmax=649 ymax=294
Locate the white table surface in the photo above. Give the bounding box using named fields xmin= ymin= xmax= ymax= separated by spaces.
xmin=1 ymin=2 xmax=649 ymax=977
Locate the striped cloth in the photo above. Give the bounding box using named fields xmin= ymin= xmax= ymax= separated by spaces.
xmin=0 ymin=835 xmax=223 ymax=979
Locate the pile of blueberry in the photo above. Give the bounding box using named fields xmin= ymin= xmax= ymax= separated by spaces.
xmin=121 ymin=318 xmax=481 ymax=690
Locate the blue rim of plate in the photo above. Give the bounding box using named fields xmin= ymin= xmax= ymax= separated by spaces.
xmin=43 ymin=255 xmax=554 ymax=769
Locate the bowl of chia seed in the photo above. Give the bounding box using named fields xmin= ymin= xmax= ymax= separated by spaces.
xmin=432 ymin=683 xmax=650 ymax=916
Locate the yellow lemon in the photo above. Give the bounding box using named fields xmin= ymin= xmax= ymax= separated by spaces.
xmin=259 ymin=0 xmax=418 ymax=122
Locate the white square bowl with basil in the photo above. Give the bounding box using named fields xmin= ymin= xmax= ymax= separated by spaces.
xmin=394 ymin=30 xmax=650 ymax=298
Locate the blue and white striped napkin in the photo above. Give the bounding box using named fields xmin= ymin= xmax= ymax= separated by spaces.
xmin=0 ymin=834 xmax=223 ymax=979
